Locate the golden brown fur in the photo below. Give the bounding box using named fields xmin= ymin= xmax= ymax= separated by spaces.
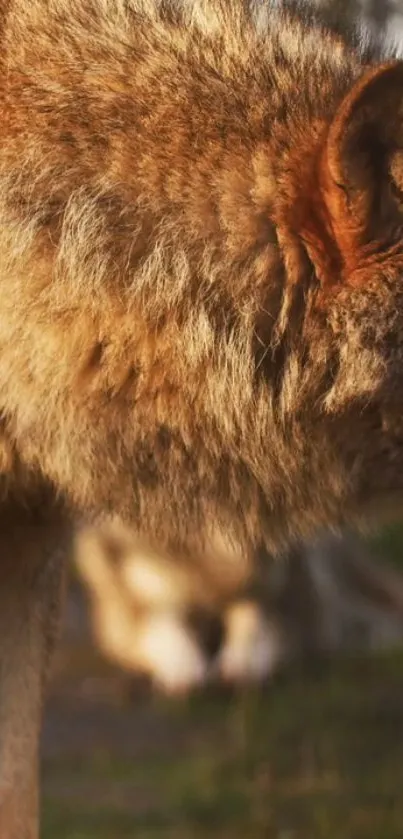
xmin=1 ymin=0 xmax=403 ymax=834
xmin=0 ymin=0 xmax=402 ymax=554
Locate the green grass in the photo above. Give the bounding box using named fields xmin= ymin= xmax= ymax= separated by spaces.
xmin=369 ymin=522 xmax=403 ymax=570
xmin=43 ymin=522 xmax=403 ymax=838
xmin=43 ymin=651 xmax=403 ymax=839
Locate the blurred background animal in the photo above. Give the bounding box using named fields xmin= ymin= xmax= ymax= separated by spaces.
xmin=74 ymin=523 xmax=403 ymax=696
xmin=75 ymin=521 xmax=285 ymax=694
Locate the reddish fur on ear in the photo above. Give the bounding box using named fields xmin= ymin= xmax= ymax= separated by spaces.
xmin=326 ymin=60 xmax=403 ymax=189
xmin=301 ymin=61 xmax=403 ymax=286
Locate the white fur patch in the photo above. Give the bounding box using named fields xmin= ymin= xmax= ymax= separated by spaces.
xmin=120 ymin=556 xmax=183 ymax=608
xmin=138 ymin=612 xmax=209 ymax=694
xmin=217 ymin=600 xmax=284 ymax=683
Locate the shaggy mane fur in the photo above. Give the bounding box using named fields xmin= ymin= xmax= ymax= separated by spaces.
xmin=0 ymin=0 xmax=402 ymax=553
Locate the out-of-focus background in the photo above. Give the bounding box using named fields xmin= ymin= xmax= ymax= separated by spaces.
xmin=42 ymin=3 xmax=403 ymax=838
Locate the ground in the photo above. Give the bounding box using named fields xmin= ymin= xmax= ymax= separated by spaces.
xmin=43 ymin=652 xmax=403 ymax=839
xmin=42 ymin=524 xmax=403 ymax=839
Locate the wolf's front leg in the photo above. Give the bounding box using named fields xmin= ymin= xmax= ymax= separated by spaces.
xmin=0 ymin=490 xmax=72 ymax=839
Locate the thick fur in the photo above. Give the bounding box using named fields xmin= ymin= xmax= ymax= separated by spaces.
xmin=2 ymin=2 xmax=403 ymax=835
xmin=0 ymin=0 xmax=402 ymax=555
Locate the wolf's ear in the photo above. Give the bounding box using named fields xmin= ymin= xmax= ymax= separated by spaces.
xmin=321 ymin=61 xmax=403 ymax=277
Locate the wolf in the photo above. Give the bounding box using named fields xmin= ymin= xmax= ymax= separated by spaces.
xmin=75 ymin=522 xmax=403 ymax=695
xmin=1 ymin=0 xmax=403 ymax=834
xmin=75 ymin=519 xmax=285 ymax=694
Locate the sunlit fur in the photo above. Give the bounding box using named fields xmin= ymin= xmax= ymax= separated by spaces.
xmin=0 ymin=1 xmax=403 ymax=557
xmin=4 ymin=5 xmax=403 ymax=832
